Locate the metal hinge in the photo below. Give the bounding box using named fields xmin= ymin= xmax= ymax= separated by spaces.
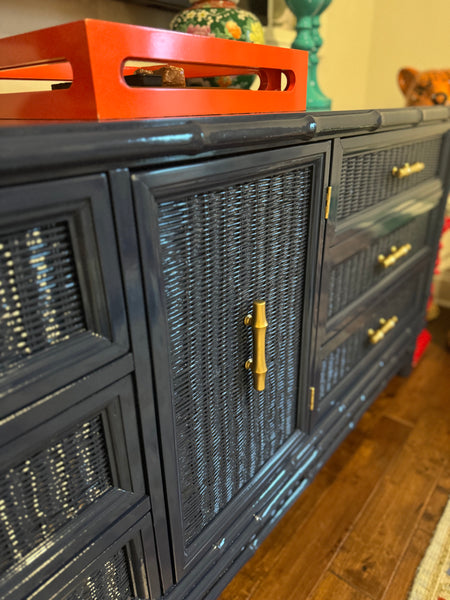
xmin=309 ymin=386 xmax=316 ymax=411
xmin=325 ymin=186 xmax=332 ymax=220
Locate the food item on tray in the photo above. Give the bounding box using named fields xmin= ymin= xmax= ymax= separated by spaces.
xmin=52 ymin=65 xmax=186 ymax=90
xmin=128 ymin=66 xmax=186 ymax=88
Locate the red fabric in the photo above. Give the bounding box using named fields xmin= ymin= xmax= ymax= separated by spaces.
xmin=412 ymin=328 xmax=432 ymax=367
xmin=413 ymin=217 xmax=450 ymax=366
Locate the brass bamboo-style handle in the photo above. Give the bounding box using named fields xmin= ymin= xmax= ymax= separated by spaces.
xmin=391 ymin=161 xmax=425 ymax=179
xmin=367 ymin=315 xmax=398 ymax=345
xmin=378 ymin=243 xmax=412 ymax=268
xmin=244 ymin=300 xmax=268 ymax=391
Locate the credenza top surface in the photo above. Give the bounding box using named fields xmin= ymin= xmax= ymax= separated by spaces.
xmin=0 ymin=106 xmax=448 ymax=186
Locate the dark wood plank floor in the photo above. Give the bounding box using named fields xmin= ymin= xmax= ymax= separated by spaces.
xmin=219 ymin=319 xmax=450 ymax=600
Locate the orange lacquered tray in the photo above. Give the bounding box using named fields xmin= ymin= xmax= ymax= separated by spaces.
xmin=0 ymin=19 xmax=308 ymax=120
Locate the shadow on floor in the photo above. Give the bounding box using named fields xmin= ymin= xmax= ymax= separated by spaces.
xmin=427 ymin=305 xmax=450 ymax=349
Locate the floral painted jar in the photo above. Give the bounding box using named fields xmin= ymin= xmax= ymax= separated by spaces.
xmin=170 ymin=0 xmax=265 ymax=89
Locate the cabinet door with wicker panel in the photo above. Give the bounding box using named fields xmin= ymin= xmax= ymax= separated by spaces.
xmin=131 ymin=143 xmax=330 ymax=584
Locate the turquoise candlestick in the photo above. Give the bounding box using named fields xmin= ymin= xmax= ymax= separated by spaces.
xmin=285 ymin=0 xmax=332 ymax=111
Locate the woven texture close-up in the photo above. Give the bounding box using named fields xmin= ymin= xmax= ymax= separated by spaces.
xmin=0 ymin=416 xmax=112 ymax=576
xmin=319 ymin=271 xmax=424 ymax=401
xmin=65 ymin=548 xmax=135 ymax=600
xmin=158 ymin=166 xmax=313 ymax=546
xmin=338 ymin=137 xmax=442 ymax=220
xmin=0 ymin=221 xmax=85 ymax=371
xmin=327 ymin=210 xmax=432 ymax=318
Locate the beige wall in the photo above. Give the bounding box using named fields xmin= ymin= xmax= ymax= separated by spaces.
xmin=320 ymin=0 xmax=450 ymax=110
xmin=320 ymin=0 xmax=376 ymax=111
xmin=1 ymin=0 xmax=449 ymax=109
xmin=365 ymin=0 xmax=450 ymax=109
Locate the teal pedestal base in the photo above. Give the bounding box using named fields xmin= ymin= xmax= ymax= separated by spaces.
xmin=286 ymin=0 xmax=332 ymax=111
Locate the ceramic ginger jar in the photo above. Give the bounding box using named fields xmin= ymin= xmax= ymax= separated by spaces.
xmin=170 ymin=0 xmax=265 ymax=89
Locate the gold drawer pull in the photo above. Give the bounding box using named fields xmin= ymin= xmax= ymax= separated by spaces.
xmin=244 ymin=300 xmax=268 ymax=391
xmin=368 ymin=315 xmax=398 ymax=345
xmin=378 ymin=243 xmax=412 ymax=268
xmin=391 ymin=161 xmax=425 ymax=178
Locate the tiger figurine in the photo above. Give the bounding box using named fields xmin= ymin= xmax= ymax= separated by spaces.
xmin=398 ymin=67 xmax=450 ymax=106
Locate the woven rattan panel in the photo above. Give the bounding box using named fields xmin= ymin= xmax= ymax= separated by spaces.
xmin=65 ymin=548 xmax=135 ymax=600
xmin=319 ymin=273 xmax=423 ymax=401
xmin=338 ymin=137 xmax=442 ymax=220
xmin=0 ymin=416 xmax=112 ymax=576
xmin=328 ymin=211 xmax=431 ymax=318
xmin=158 ymin=166 xmax=313 ymax=545
xmin=0 ymin=222 xmax=86 ymax=371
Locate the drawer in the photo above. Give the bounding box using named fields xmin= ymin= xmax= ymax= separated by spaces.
xmin=56 ymin=539 xmax=155 ymax=600
xmin=313 ymin=259 xmax=428 ymax=420
xmin=313 ymin=324 xmax=414 ymax=436
xmin=0 ymin=375 xmax=158 ymax=600
xmin=11 ymin=516 xmax=159 ymax=600
xmin=335 ymin=128 xmax=446 ymax=222
xmin=0 ymin=175 xmax=129 ymax=413
xmin=325 ymin=191 xmax=440 ymax=325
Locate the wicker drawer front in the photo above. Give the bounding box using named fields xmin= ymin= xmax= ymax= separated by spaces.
xmin=0 ymin=415 xmax=111 ymax=577
xmin=0 ymin=377 xmax=156 ymax=600
xmin=0 ymin=176 xmax=128 ymax=410
xmin=319 ymin=267 xmax=426 ymax=406
xmin=327 ymin=209 xmax=432 ymax=319
xmin=53 ymin=515 xmax=159 ymax=600
xmin=33 ymin=521 xmax=157 ymax=600
xmin=337 ymin=136 xmax=442 ymax=220
xmin=0 ymin=220 xmax=85 ymax=371
xmin=65 ymin=548 xmax=136 ymax=600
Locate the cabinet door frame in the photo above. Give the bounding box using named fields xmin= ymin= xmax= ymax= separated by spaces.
xmin=131 ymin=142 xmax=331 ymax=581
xmin=108 ymin=168 xmax=175 ymax=592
